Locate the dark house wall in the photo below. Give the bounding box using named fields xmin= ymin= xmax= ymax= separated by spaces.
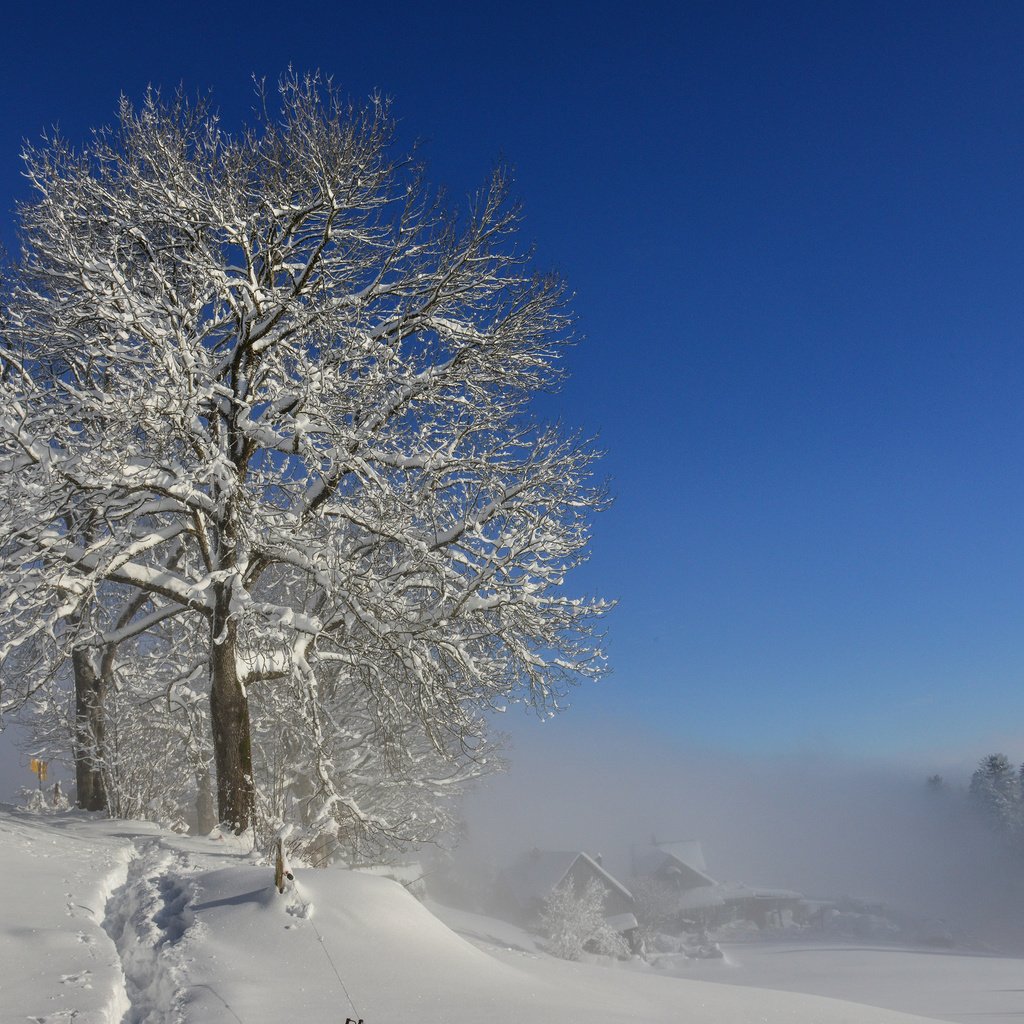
xmin=564 ymin=858 xmax=634 ymax=919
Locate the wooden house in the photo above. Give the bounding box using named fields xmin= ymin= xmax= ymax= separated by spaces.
xmin=631 ymin=839 xmax=802 ymax=930
xmin=496 ymin=849 xmax=637 ymax=939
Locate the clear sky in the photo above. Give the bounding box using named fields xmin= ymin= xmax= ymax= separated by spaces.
xmin=2 ymin=0 xmax=1024 ymax=789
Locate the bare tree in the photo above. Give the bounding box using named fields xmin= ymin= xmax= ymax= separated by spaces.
xmin=1 ymin=73 xmax=610 ymax=838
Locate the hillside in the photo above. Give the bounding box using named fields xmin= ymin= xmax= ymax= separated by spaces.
xmin=0 ymin=808 xmax=966 ymax=1023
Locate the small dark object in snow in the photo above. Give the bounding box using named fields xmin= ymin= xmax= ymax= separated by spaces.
xmin=692 ymin=942 xmax=723 ymax=959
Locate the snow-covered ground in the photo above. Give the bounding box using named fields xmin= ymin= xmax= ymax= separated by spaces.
xmin=708 ymin=943 xmax=1024 ymax=1024
xmin=1 ymin=807 xmax=1015 ymax=1024
xmin=434 ymin=903 xmax=1024 ymax=1024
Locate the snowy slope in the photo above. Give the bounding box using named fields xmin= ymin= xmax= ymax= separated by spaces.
xmin=0 ymin=808 xmax=958 ymax=1024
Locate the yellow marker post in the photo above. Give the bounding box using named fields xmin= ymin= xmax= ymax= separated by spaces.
xmin=29 ymin=759 xmax=48 ymax=787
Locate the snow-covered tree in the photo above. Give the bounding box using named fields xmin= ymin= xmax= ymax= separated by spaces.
xmin=20 ymin=597 xmax=209 ymax=825
xmin=1 ymin=73 xmax=610 ymax=838
xmin=0 ymin=333 xmax=72 ymax=727
xmin=629 ymin=874 xmax=682 ymax=941
xmin=969 ymin=753 xmax=1022 ymax=838
xmin=539 ymin=877 xmax=628 ymax=961
xmin=0 ymin=280 xmax=191 ymax=811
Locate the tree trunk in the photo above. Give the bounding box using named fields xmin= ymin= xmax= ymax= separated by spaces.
xmin=73 ymin=647 xmax=107 ymax=812
xmin=209 ymin=591 xmax=254 ymax=833
xmin=195 ymin=768 xmax=217 ymax=834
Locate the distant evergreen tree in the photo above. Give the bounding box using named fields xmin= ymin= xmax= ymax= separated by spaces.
xmin=969 ymin=754 xmax=1021 ymax=836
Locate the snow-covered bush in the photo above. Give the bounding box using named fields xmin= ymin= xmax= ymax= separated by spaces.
xmin=539 ymin=878 xmax=628 ymax=961
xmin=630 ymin=875 xmax=682 ymax=939
xmin=18 ymin=787 xmax=52 ymax=813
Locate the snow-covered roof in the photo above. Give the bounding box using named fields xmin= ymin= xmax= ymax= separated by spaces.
xmin=655 ymin=840 xmax=708 ymax=873
xmin=501 ymin=850 xmax=633 ymax=907
xmin=632 ymin=841 xmax=717 ymax=888
xmin=714 ymin=882 xmax=803 ymax=902
xmin=675 ymin=882 xmax=803 ymax=912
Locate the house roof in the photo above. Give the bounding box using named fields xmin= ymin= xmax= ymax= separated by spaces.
xmin=672 ymin=882 xmax=802 ymax=912
xmin=655 ymin=840 xmax=708 ymax=873
xmin=501 ymin=850 xmax=633 ymax=908
xmin=632 ymin=841 xmax=717 ymax=889
xmin=714 ymin=882 xmax=803 ymax=903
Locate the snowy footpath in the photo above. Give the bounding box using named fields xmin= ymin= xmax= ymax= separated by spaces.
xmin=0 ymin=808 xmax=968 ymax=1024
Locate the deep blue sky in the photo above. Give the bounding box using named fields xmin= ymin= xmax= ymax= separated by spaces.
xmin=3 ymin=1 xmax=1024 ymax=786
